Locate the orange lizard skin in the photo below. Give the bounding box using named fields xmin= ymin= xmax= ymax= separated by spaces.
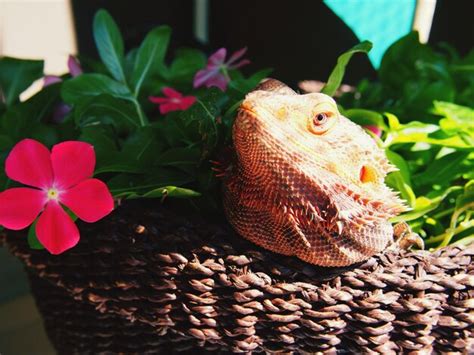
xmin=223 ymin=79 xmax=407 ymax=267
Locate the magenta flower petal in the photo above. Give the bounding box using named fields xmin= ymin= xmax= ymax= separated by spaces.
xmin=51 ymin=141 xmax=95 ymax=189
xmin=178 ymin=96 xmax=197 ymax=110
xmin=5 ymin=139 xmax=54 ymax=189
xmin=43 ymin=75 xmax=62 ymax=87
xmin=61 ymin=179 xmax=114 ymax=223
xmin=227 ymin=47 xmax=247 ymax=66
xmin=229 ymin=59 xmax=251 ymax=70
xmin=159 ymin=103 xmax=178 ymax=115
xmin=0 ymin=188 xmax=46 ymax=230
xmin=162 ymin=87 xmax=183 ymax=99
xmin=150 ymin=88 xmax=197 ymax=114
xmin=206 ymin=73 xmax=229 ymax=91
xmin=67 ymin=55 xmax=83 ymax=77
xmin=208 ymin=48 xmax=227 ymax=68
xmin=364 ymin=125 xmax=383 ymax=137
xmin=36 ymin=202 xmax=80 ymax=254
xmin=149 ymin=96 xmax=170 ymax=104
xmin=193 ymin=68 xmax=219 ymax=88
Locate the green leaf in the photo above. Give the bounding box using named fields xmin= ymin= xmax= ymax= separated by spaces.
xmin=391 ymin=186 xmax=461 ymax=223
xmin=385 ymin=149 xmax=412 ymax=187
xmin=1 ymin=84 xmax=61 ymax=142
xmin=125 ymin=48 xmax=138 ymax=78
xmin=379 ymin=32 xmax=441 ymax=90
xmin=385 ymin=112 xmax=401 ymax=131
xmin=165 ymin=48 xmax=206 ymax=83
xmin=344 ymin=108 xmax=387 ymax=130
xmin=122 ymin=126 xmax=164 ymax=162
xmin=157 ymin=147 xmax=201 ymax=173
xmin=74 ymin=94 xmax=140 ymax=131
xmin=437 ymin=180 xmax=474 ymax=247
xmin=433 ymin=101 xmax=474 ymax=135
xmin=385 ymin=171 xmax=416 ymax=208
xmin=389 ymin=121 xmax=474 ymax=150
xmin=131 ymin=26 xmax=171 ymax=96
xmin=321 ymin=41 xmax=372 ymax=96
xmin=61 ymin=74 xmax=131 ymax=104
xmin=107 ymin=168 xmax=195 ymax=197
xmin=455 ymin=180 xmax=474 ymax=211
xmin=400 ymin=80 xmax=456 ymax=118
xmin=94 ymin=126 xmax=165 ymax=174
xmin=179 ymin=88 xmax=227 ymax=158
xmin=93 ymin=9 xmax=127 ymax=83
xmin=79 ymin=125 xmax=118 ymax=166
xmin=94 ymin=162 xmax=144 ymax=174
xmin=413 ymin=151 xmax=470 ymax=188
xmin=0 ymin=57 xmax=44 ymax=106
xmin=228 ymin=68 xmax=273 ymax=96
xmin=120 ymin=186 xmax=201 ymax=199
xmin=27 ymin=221 xmax=44 ymax=250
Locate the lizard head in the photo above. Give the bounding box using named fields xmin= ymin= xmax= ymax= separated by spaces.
xmin=226 ymin=79 xmax=407 ymax=266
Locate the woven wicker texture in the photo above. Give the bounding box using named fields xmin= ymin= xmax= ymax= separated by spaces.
xmin=4 ymin=201 xmax=474 ymax=354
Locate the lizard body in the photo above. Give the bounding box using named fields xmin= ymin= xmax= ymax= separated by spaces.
xmin=223 ymin=79 xmax=407 ymax=267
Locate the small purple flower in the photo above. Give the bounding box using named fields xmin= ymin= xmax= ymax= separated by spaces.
xmin=43 ymin=55 xmax=83 ymax=88
xmin=193 ymin=47 xmax=250 ymax=91
xmin=43 ymin=75 xmax=62 ymax=87
xmin=52 ymin=103 xmax=72 ymax=124
xmin=67 ymin=55 xmax=83 ymax=77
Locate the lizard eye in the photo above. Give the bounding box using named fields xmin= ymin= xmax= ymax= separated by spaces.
xmin=314 ymin=113 xmax=328 ymax=125
xmin=308 ymin=110 xmax=337 ymax=135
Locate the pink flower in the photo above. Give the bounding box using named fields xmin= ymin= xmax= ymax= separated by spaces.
xmin=364 ymin=125 xmax=383 ymax=137
xmin=0 ymin=139 xmax=114 ymax=254
xmin=193 ymin=47 xmax=250 ymax=91
xmin=149 ymin=87 xmax=196 ymax=114
xmin=43 ymin=75 xmax=62 ymax=87
xmin=67 ymin=55 xmax=83 ymax=77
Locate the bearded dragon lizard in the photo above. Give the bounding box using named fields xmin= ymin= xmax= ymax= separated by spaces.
xmin=222 ymin=79 xmax=418 ymax=267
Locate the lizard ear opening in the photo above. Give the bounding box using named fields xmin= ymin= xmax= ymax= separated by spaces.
xmin=254 ymin=78 xmax=297 ymax=96
xmin=360 ymin=165 xmax=377 ymax=183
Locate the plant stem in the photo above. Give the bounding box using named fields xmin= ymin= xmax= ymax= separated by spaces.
xmin=439 ymin=202 xmax=474 ymax=247
xmin=432 ymin=207 xmax=455 ymax=220
xmin=133 ymin=99 xmax=148 ymax=126
xmin=221 ymin=65 xmax=231 ymax=82
xmin=425 ymin=219 xmax=474 ymax=245
xmin=452 ymin=234 xmax=474 ymax=246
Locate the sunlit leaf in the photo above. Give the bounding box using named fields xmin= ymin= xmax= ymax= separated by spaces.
xmin=322 ymin=41 xmax=372 ymax=96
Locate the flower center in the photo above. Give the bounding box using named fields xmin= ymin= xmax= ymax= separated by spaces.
xmin=47 ymin=188 xmax=60 ymax=201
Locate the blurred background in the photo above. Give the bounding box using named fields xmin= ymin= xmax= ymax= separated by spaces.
xmin=0 ymin=0 xmax=473 ymax=354
xmin=1 ymin=0 xmax=473 ymax=86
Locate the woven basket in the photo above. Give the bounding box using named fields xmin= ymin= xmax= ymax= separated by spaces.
xmin=3 ymin=200 xmax=474 ymax=354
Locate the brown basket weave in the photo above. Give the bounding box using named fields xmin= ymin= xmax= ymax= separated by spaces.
xmin=3 ymin=200 xmax=474 ymax=354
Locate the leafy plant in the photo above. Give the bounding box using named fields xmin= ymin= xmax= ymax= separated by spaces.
xmin=334 ymin=33 xmax=474 ymax=248
xmin=0 ymin=9 xmax=267 ymax=219
xmin=0 ymin=11 xmax=472 ymax=250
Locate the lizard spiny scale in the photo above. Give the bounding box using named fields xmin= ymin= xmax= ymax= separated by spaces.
xmin=223 ymin=79 xmax=407 ymax=267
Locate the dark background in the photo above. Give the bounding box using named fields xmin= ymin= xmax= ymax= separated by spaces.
xmin=72 ymin=0 xmax=474 ymax=87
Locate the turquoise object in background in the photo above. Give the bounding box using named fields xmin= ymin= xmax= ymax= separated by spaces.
xmin=324 ymin=0 xmax=416 ymax=68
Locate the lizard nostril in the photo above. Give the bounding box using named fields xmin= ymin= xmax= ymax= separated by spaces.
xmin=360 ymin=165 xmax=377 ymax=183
